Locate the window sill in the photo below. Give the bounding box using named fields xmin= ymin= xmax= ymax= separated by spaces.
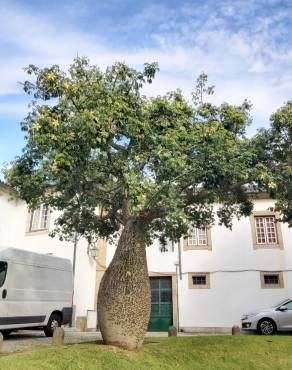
xmin=253 ymin=244 xmax=283 ymax=250
xmin=25 ymin=229 xmax=49 ymax=236
xmin=184 ymin=245 xmax=212 ymax=251
xmin=189 ymin=285 xmax=210 ymax=289
xmin=261 ymin=285 xmax=284 ymax=289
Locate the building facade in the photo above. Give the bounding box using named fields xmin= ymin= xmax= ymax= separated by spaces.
xmin=1 ymin=181 xmax=291 ymax=332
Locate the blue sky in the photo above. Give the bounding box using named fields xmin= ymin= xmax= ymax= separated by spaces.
xmin=1 ymin=0 xmax=292 ymax=175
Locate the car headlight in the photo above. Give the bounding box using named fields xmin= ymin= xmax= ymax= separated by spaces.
xmin=242 ymin=313 xmax=257 ymax=320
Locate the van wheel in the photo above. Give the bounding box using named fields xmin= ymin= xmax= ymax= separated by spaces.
xmin=257 ymin=318 xmax=276 ymax=335
xmin=1 ymin=330 xmax=12 ymax=339
xmin=44 ymin=313 xmax=62 ymax=337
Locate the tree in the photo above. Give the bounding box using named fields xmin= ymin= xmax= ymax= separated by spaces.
xmin=5 ymin=58 xmax=289 ymax=349
xmin=253 ymin=101 xmax=292 ymax=226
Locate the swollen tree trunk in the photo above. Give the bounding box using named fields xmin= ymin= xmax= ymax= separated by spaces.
xmin=97 ymin=218 xmax=151 ymax=349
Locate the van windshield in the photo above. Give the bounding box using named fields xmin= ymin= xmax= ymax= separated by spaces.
xmin=0 ymin=262 xmax=7 ymax=287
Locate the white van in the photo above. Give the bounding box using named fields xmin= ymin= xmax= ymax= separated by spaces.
xmin=0 ymin=247 xmax=73 ymax=337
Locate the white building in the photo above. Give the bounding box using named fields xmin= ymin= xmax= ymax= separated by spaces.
xmin=0 ymin=181 xmax=100 ymax=330
xmin=1 ymin=181 xmax=291 ymax=332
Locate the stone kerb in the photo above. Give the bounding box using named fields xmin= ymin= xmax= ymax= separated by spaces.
xmin=52 ymin=329 xmax=102 ymax=345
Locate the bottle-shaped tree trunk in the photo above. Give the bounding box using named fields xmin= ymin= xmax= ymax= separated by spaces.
xmin=97 ymin=218 xmax=151 ymax=349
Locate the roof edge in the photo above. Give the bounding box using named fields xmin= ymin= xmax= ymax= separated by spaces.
xmin=0 ymin=180 xmax=19 ymax=196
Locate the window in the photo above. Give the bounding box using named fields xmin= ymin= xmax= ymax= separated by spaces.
xmin=0 ymin=262 xmax=7 ymax=287
xmin=284 ymin=301 xmax=292 ymax=310
xmin=250 ymin=211 xmax=283 ymax=249
xmin=184 ymin=227 xmax=212 ymax=251
xmin=188 ymin=273 xmax=210 ymax=289
xmin=264 ymin=274 xmax=279 ymax=285
xmin=255 ymin=216 xmax=278 ymax=244
xmin=260 ymin=271 xmax=284 ymax=289
xmin=188 ymin=227 xmax=208 ymax=246
xmin=192 ymin=275 xmax=206 ymax=285
xmin=28 ymin=205 xmax=50 ymax=232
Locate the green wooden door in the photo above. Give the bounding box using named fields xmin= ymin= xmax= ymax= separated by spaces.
xmin=148 ymin=277 xmax=173 ymax=331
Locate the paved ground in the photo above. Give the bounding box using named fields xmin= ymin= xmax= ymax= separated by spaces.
xmin=2 ymin=331 xmax=51 ymax=353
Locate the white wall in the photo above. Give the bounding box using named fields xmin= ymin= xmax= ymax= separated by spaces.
xmin=0 ymin=188 xmax=96 ymax=318
xmin=0 ymin=190 xmax=23 ymax=246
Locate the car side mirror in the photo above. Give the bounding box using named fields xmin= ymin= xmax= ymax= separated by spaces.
xmin=279 ymin=305 xmax=288 ymax=311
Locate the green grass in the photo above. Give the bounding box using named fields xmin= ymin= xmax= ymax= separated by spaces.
xmin=0 ymin=336 xmax=291 ymax=370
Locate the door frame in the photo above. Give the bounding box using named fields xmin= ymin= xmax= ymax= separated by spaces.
xmin=148 ymin=272 xmax=178 ymax=329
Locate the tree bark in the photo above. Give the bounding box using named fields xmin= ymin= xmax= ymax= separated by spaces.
xmin=97 ymin=218 xmax=150 ymax=350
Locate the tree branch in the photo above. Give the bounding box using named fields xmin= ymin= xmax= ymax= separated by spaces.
xmin=110 ymin=142 xmax=127 ymax=151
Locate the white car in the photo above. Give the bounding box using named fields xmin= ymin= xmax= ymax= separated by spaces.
xmin=241 ymin=299 xmax=292 ymax=335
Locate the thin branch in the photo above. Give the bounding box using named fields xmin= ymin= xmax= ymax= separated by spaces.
xmin=110 ymin=142 xmax=127 ymax=151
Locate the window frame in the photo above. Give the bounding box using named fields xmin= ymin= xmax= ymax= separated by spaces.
xmin=188 ymin=272 xmax=210 ymax=289
xmin=260 ymin=271 xmax=284 ymax=289
xmin=26 ymin=204 xmax=50 ymax=235
xmin=183 ymin=227 xmax=212 ymax=251
xmin=250 ymin=211 xmax=283 ymax=250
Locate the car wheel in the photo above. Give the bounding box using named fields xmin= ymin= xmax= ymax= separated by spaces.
xmin=257 ymin=319 xmax=276 ymax=335
xmin=44 ymin=313 xmax=62 ymax=337
xmin=1 ymin=330 xmax=12 ymax=339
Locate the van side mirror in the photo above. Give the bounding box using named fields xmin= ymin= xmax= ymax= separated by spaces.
xmin=279 ymin=305 xmax=288 ymax=311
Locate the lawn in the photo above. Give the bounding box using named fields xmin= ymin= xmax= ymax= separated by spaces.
xmin=0 ymin=336 xmax=291 ymax=370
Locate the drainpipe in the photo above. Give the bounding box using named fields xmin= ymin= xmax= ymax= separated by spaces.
xmin=71 ymin=233 xmax=78 ymax=327
xmin=72 ymin=233 xmax=78 ymax=277
xmin=175 ymin=263 xmax=180 ymax=332
xmin=178 ymin=239 xmax=182 ymax=280
xmin=175 ymin=238 xmax=183 ymax=332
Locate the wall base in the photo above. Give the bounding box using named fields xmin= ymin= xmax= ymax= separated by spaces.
xmin=181 ymin=327 xmax=231 ymax=334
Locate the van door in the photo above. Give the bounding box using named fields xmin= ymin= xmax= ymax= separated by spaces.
xmin=0 ymin=261 xmax=8 ymax=324
xmin=6 ymin=262 xmax=47 ymax=328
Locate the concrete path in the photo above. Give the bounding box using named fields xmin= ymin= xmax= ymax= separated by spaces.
xmin=1 ymin=330 xmax=104 ymax=353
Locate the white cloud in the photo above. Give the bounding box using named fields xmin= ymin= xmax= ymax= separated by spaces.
xmin=0 ymin=0 xmax=291 ymax=131
xmin=221 ymin=5 xmax=235 ymax=17
xmin=249 ymin=60 xmax=269 ymax=73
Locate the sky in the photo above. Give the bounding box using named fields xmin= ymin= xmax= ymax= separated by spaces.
xmin=1 ymin=0 xmax=292 ymax=175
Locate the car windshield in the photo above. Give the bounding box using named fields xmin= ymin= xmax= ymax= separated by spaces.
xmin=272 ymin=299 xmax=290 ymax=308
